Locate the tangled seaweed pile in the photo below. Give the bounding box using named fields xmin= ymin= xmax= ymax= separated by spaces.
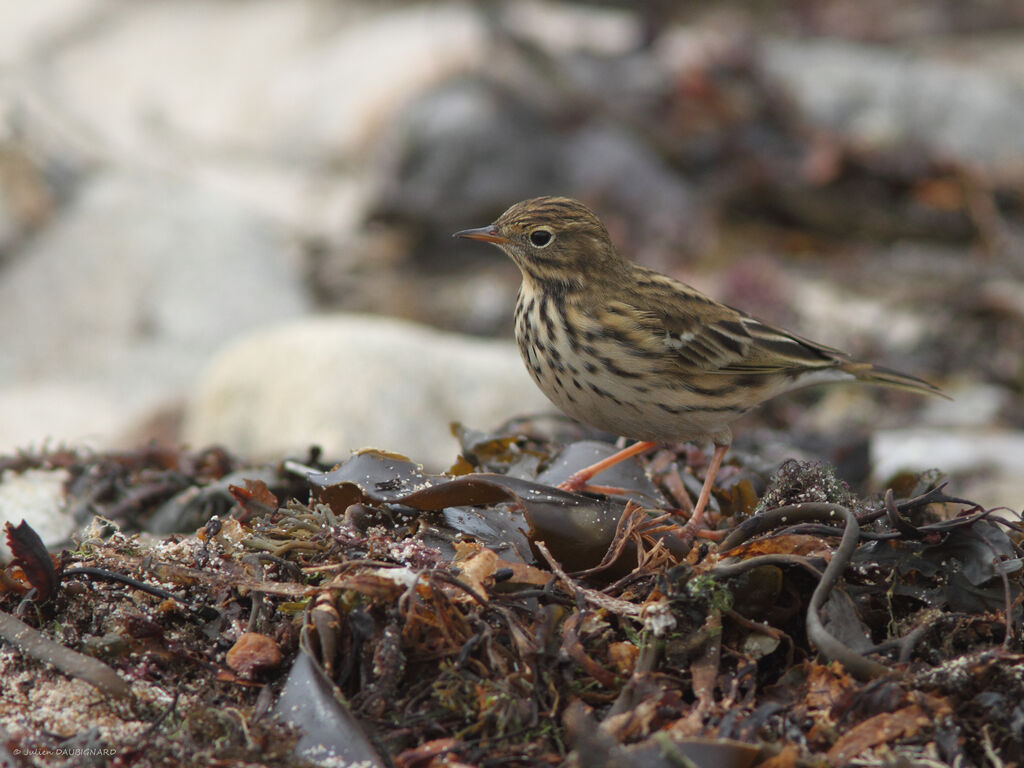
xmin=0 ymin=428 xmax=1021 ymax=767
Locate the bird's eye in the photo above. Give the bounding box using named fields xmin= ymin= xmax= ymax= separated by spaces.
xmin=530 ymin=229 xmax=553 ymax=248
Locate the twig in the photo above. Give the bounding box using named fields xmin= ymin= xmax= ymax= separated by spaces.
xmin=0 ymin=609 xmax=131 ymax=699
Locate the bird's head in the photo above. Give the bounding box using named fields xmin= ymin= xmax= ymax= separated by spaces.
xmin=454 ymin=197 xmax=624 ymax=290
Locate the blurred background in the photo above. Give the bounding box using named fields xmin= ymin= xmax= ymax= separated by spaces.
xmin=1 ymin=0 xmax=1022 ymax=505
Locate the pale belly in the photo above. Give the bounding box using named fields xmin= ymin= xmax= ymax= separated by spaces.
xmin=514 ymin=294 xmax=753 ymax=444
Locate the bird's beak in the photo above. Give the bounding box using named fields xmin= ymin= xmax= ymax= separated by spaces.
xmin=453 ymin=225 xmax=509 ymax=245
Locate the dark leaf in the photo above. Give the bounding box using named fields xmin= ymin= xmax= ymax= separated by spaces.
xmin=309 ymin=450 xmax=687 ymax=571
xmin=4 ymin=520 xmax=58 ymax=602
xmin=228 ymin=478 xmax=279 ymax=522
xmin=274 ymin=634 xmax=385 ymax=767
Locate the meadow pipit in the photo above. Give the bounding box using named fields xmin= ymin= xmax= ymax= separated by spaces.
xmin=455 ymin=197 xmax=944 ymax=537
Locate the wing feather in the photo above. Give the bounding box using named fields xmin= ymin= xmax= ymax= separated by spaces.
xmin=617 ymin=267 xmax=848 ymax=375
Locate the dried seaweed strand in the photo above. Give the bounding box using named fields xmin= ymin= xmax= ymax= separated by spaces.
xmin=719 ymin=501 xmax=892 ymax=680
xmin=801 ymin=502 xmax=892 ymax=681
xmin=64 ymin=566 xmax=184 ymax=603
xmin=0 ymin=609 xmax=132 ymax=699
xmin=535 ymin=541 xmax=640 ymax=617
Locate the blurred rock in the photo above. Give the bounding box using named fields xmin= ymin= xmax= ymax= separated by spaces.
xmin=918 ymin=33 xmax=1024 ymax=87
xmin=183 ymin=314 xmax=554 ymax=468
xmin=368 ymin=77 xmax=699 ymax=267
xmin=873 ymin=427 xmax=1024 ymax=478
xmin=2 ymin=2 xmax=486 ymax=239
xmin=0 ymin=468 xmax=73 ymax=561
xmin=0 ymin=142 xmax=57 ymax=256
xmin=266 ymin=3 xmax=486 ymax=163
xmin=500 ymin=1 xmax=645 ymax=55
xmin=34 ymin=1 xmax=484 ymax=164
xmin=370 ymin=77 xmax=565 ymax=237
xmin=872 ymin=427 xmax=1024 ymax=510
xmin=785 ymin=0 xmax=1024 ymax=41
xmin=562 ymin=121 xmax=698 ymax=258
xmin=762 ymin=38 xmax=1024 ymax=179
xmin=0 ymin=383 xmax=124 ymax=456
xmin=0 ymin=0 xmax=108 ymax=68
xmin=920 ymin=382 xmax=1010 ymax=428
xmin=0 ymin=171 xmax=308 ymax=452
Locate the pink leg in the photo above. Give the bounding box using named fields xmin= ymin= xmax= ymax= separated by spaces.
xmin=680 ymin=443 xmax=728 ymax=538
xmin=558 ymin=441 xmax=658 ymax=493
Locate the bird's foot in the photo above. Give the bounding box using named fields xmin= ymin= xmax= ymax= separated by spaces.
xmin=673 ymin=443 xmax=729 ymax=546
xmin=555 ymin=440 xmax=658 ymax=495
xmin=557 ymin=476 xmax=629 ymax=496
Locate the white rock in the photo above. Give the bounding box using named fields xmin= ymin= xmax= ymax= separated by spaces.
xmin=873 ymin=427 xmax=1024 ymax=477
xmin=183 ymin=315 xmax=555 ymax=468
xmin=0 ymin=0 xmax=109 ymax=68
xmin=920 ymin=383 xmax=1010 ymax=428
xmin=0 ymin=171 xmax=308 ymax=452
xmin=788 ymin=276 xmax=930 ymax=353
xmin=42 ymin=1 xmax=335 ymax=159
xmin=500 ymin=0 xmax=643 ymax=55
xmin=872 ymin=427 xmax=1024 ymax=511
xmin=762 ymin=38 xmax=1024 ymax=178
xmin=4 ymin=1 xmax=485 ymax=238
xmin=266 ymin=3 xmax=486 ymax=162
xmin=37 ymin=1 xmax=485 ymax=163
xmin=0 ymin=383 xmax=127 ymax=456
xmin=0 ymin=469 xmax=72 ymax=561
xmin=0 ymin=171 xmax=307 ymax=380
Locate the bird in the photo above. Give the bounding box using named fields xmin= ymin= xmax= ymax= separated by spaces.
xmin=453 ymin=196 xmax=944 ymax=539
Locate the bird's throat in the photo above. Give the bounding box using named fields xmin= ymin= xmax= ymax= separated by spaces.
xmin=519 ymin=270 xmax=582 ymax=301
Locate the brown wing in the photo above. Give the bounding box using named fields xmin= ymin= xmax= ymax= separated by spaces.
xmin=616 ymin=267 xmax=848 ymax=376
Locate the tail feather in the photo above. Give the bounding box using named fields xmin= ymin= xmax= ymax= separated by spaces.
xmin=841 ymin=362 xmax=949 ymax=399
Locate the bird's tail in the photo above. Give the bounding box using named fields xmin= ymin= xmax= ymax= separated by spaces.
xmin=842 ymin=361 xmax=949 ymax=399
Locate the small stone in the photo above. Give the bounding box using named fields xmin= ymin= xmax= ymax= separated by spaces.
xmin=607 ymin=641 xmax=639 ymax=675
xmin=226 ymin=632 xmax=282 ymax=679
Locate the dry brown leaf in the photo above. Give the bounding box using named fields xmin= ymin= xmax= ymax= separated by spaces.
xmin=826 ymin=704 xmax=927 ymax=765
xmin=722 ymin=533 xmax=835 ymax=559
xmin=226 ymin=632 xmax=282 ymax=679
xmin=608 ymin=641 xmax=639 ymax=675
